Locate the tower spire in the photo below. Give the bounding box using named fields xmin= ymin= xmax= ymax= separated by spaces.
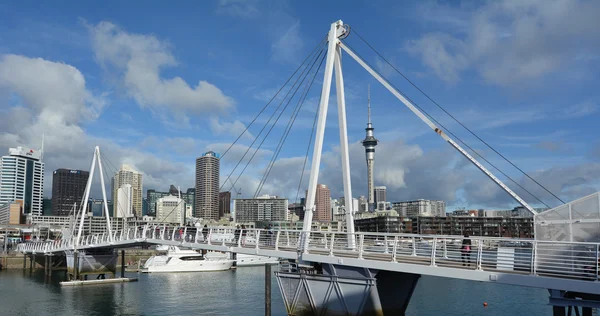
xmin=367 ymin=84 xmax=371 ymax=125
xmin=362 ymin=85 xmax=378 ymax=212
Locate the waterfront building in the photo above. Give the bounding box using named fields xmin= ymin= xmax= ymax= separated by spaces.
xmin=0 ymin=146 xmax=44 ymax=216
xmin=234 ymin=195 xmax=289 ymax=223
xmin=391 ymin=199 xmax=446 ymax=217
xmin=361 ymin=86 xmax=378 ymax=212
xmin=219 ymin=191 xmax=231 ymax=218
xmin=27 ymin=215 xmax=126 ymax=235
xmin=288 ymin=203 xmax=304 ymax=221
xmin=147 ymin=185 xmax=194 ymax=217
xmin=156 ymin=195 xmax=185 ymax=225
xmin=111 ymin=164 xmax=143 ymax=218
xmin=195 ymin=151 xmax=220 ymax=220
xmin=51 ymin=169 xmax=89 ymax=216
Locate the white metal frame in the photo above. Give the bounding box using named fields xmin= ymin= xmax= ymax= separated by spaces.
xmin=302 ymin=20 xmax=355 ymax=250
xmin=302 ymin=20 xmax=537 ymax=254
xmin=75 ymin=146 xmax=113 ymax=247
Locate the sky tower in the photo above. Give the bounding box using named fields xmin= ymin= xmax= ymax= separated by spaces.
xmin=361 ymin=85 xmax=378 ymax=212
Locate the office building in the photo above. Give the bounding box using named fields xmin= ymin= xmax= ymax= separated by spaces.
xmin=147 ymin=185 xmax=194 ymax=217
xmin=306 ymin=184 xmax=331 ymax=222
xmin=0 ymin=201 xmax=22 ymax=225
xmin=195 ymin=151 xmax=220 ymax=220
xmin=111 ymin=164 xmax=143 ymax=217
xmin=392 ymin=199 xmax=446 ymax=217
xmin=219 ymin=191 xmax=231 ymax=218
xmin=412 ymin=216 xmax=533 ymax=238
xmin=89 ymin=199 xmax=105 ymax=217
xmin=51 ymin=169 xmax=89 ymax=216
xmin=156 ymin=195 xmax=185 ymax=225
xmin=0 ymin=146 xmax=44 ymax=216
xmin=234 ymin=195 xmax=289 ymax=223
xmin=361 ymin=86 xmax=378 ymax=212
xmin=374 ymin=186 xmax=387 ymax=204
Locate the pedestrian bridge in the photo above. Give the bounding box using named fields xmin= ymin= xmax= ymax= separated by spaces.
xmin=17 ymin=225 xmax=600 ymax=296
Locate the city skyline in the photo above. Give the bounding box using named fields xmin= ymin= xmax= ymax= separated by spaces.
xmin=1 ymin=1 xmax=598 ymax=212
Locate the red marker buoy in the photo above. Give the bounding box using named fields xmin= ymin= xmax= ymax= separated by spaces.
xmin=483 ymin=302 xmax=488 ymax=307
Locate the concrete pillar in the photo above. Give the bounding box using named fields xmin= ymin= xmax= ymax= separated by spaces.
xmin=74 ymin=252 xmax=79 ymax=280
xmin=265 ymin=264 xmax=271 ymax=316
xmin=121 ymin=250 xmax=125 ymax=278
xmin=232 ymin=252 xmax=237 ymax=267
xmin=29 ymin=255 xmax=34 ymax=271
xmin=23 ymin=254 xmax=27 ymax=269
xmin=48 ymin=256 xmax=52 ymax=276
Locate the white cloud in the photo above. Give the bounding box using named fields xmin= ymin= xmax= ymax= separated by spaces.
xmin=407 ymin=0 xmax=600 ymax=86
xmin=271 ymin=20 xmax=304 ymax=64
xmin=216 ymin=0 xmax=261 ymax=19
xmin=88 ymin=21 xmax=235 ymax=120
xmin=0 ymin=54 xmax=196 ymax=198
xmin=210 ymin=117 xmax=254 ymax=140
xmin=405 ymin=33 xmax=469 ymax=84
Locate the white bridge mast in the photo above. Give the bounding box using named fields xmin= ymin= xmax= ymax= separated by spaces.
xmin=302 ymin=21 xmax=355 ymax=250
xmin=75 ymin=146 xmax=113 ymax=247
xmin=301 ymin=21 xmax=536 ymax=252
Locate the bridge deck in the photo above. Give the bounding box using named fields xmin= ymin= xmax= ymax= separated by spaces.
xmin=17 ymin=226 xmax=600 ymax=295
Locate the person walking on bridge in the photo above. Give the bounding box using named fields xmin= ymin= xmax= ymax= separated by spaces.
xmin=461 ymin=233 xmax=472 ymax=267
xmin=202 ymin=225 xmax=208 ymax=242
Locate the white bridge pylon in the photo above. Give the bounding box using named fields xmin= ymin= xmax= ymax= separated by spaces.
xmin=301 ymin=20 xmax=536 ymax=252
xmin=75 ymin=146 xmax=113 ymax=248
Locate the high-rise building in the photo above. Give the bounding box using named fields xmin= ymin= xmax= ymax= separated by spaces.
xmin=0 ymin=146 xmax=44 ymax=216
xmin=234 ymin=195 xmax=288 ymax=223
xmin=111 ymin=164 xmax=143 ymax=218
xmin=374 ymin=186 xmax=387 ymax=204
xmin=306 ymin=184 xmax=331 ymax=222
xmin=219 ymin=191 xmax=231 ymax=218
xmin=195 ymin=151 xmax=220 ymax=220
xmin=361 ymin=86 xmax=378 ymax=212
xmin=0 ymin=201 xmax=23 ymax=225
xmin=116 ymin=184 xmax=133 ymax=218
xmin=156 ymin=195 xmax=185 ymax=225
xmin=51 ymin=169 xmax=89 ymax=216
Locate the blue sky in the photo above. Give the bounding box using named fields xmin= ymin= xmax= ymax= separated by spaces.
xmin=1 ymin=0 xmax=599 ymax=211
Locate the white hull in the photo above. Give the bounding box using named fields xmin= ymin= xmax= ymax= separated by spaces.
xmin=236 ymin=254 xmax=279 ymax=266
xmin=142 ymin=246 xmax=234 ymax=273
xmin=142 ymin=259 xmax=233 ymax=273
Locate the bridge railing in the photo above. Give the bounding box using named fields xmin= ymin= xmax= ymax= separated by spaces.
xmin=15 ymin=226 xmax=600 ymax=282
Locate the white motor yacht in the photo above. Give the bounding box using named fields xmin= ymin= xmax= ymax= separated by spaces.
xmin=142 ymin=246 xmax=233 ymax=273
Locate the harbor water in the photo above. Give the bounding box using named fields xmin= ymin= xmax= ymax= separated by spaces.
xmin=0 ymin=266 xmax=560 ymax=315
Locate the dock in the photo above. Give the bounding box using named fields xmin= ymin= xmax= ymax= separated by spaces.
xmin=60 ymin=277 xmax=138 ymax=286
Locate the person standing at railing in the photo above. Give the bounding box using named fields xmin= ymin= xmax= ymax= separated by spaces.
xmin=461 ymin=233 xmax=472 ymax=267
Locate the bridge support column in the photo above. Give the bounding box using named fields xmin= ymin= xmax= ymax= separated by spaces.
xmin=276 ymin=263 xmax=420 ymax=316
xmin=23 ymin=254 xmax=26 ymax=269
xmin=48 ymin=256 xmax=52 ymax=277
xmin=121 ymin=250 xmax=125 ymax=278
xmin=29 ymin=255 xmax=34 ymax=271
xmin=232 ymin=252 xmax=237 ymax=268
